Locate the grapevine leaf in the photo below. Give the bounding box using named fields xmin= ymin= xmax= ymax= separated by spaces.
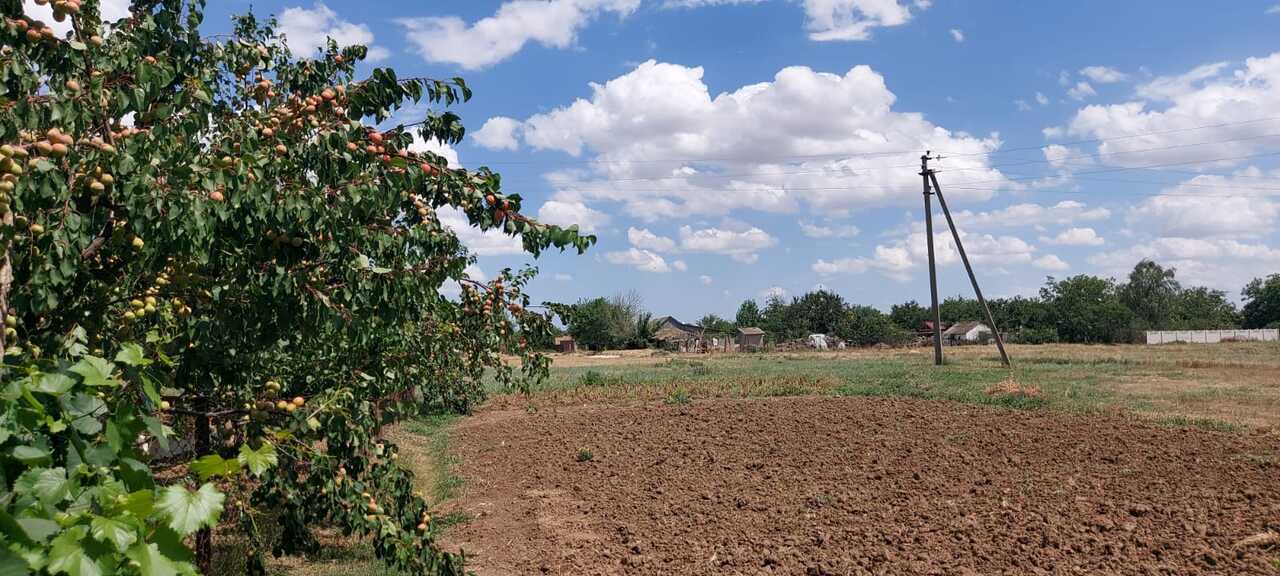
xmin=124 ymin=543 xmax=178 ymax=576
xmin=237 ymin=442 xmax=278 ymax=477
xmin=113 ymin=344 xmax=151 ymax=367
xmin=156 ymin=484 xmax=225 ymax=536
xmin=68 ymin=357 xmax=117 ymax=388
xmin=0 ymin=546 xmax=30 ymax=576
xmin=190 ymin=454 xmax=241 ymax=481
xmin=31 ymin=374 xmax=76 ymax=397
xmin=12 ymin=446 xmax=51 ymax=466
xmin=48 ymin=527 xmax=103 ymax=576
xmin=90 ymin=516 xmax=137 ymax=553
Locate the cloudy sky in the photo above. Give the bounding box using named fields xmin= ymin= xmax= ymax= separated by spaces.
xmin=184 ymin=1 xmax=1280 ymax=318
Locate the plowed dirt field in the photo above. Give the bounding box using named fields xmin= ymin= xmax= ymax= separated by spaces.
xmin=444 ymin=397 xmax=1280 ymax=575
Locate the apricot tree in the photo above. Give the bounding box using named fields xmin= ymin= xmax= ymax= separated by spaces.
xmin=0 ymin=1 xmax=590 ymax=574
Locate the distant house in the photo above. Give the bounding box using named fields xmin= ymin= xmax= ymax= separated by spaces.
xmin=737 ymin=327 xmax=765 ymax=350
xmin=555 ymin=335 xmax=576 ymax=354
xmin=943 ymin=321 xmax=992 ymax=344
xmin=653 ymin=316 xmax=704 ymax=352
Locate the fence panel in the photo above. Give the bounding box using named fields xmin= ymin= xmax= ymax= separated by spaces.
xmin=1146 ymin=329 xmax=1279 ymax=344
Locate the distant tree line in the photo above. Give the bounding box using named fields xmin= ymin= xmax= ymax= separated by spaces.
xmin=556 ymin=262 xmax=1280 ymax=350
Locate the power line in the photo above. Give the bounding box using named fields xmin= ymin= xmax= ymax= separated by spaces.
xmin=934 ymin=115 xmax=1280 ymax=160
xmin=936 ymin=150 xmax=1280 ymax=188
xmin=493 ymin=133 xmax=1280 ymax=188
xmin=470 ymin=115 xmax=1280 ymax=170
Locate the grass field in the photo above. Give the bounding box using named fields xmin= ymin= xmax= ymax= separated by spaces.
xmin=488 ymin=342 xmax=1280 ymax=430
xmin=263 ymin=342 xmax=1280 ymax=574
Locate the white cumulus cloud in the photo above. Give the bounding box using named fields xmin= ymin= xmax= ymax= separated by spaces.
xmin=604 ymin=248 xmax=675 ymax=273
xmin=803 ymin=0 xmax=925 ymax=41
xmin=397 ymin=0 xmax=640 ymax=70
xmin=472 ymin=117 xmax=522 ymax=151
xmin=1125 ymin=169 xmax=1280 ymax=238
xmin=1032 ymin=254 xmax=1070 ymax=271
xmin=536 ymin=200 xmax=611 ymax=233
xmin=437 ymin=207 xmax=523 ymax=256
xmin=627 ymin=227 xmax=677 ymax=252
xmin=277 ymin=3 xmax=389 ymax=61
xmin=514 ymin=60 xmax=1006 ymax=221
xmin=678 ymin=223 xmax=777 ymax=263
xmin=800 ymin=221 xmax=861 ymax=238
xmin=1078 ymin=66 xmax=1128 ymax=84
xmin=1067 ymin=81 xmax=1096 ymax=101
xmin=1065 ymin=53 xmax=1280 ymax=168
xmin=1040 ymin=227 xmax=1105 ymax=246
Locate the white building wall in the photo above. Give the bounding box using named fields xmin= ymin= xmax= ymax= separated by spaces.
xmin=1145 ymin=329 xmax=1279 ymax=344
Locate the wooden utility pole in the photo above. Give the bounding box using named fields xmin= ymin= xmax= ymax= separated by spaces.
xmin=920 ymin=154 xmax=943 ymax=365
xmin=920 ymin=152 xmax=1011 ymax=367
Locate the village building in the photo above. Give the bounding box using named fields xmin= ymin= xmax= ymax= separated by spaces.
xmin=737 ymin=327 xmax=765 ymax=350
xmin=942 ymin=321 xmax=992 ymax=344
xmin=652 ymin=316 xmax=704 ymax=352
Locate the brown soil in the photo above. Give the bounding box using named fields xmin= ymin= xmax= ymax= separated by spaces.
xmin=442 ymin=397 xmax=1280 ymax=575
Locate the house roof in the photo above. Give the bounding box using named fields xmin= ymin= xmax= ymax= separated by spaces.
xmin=737 ymin=327 xmax=765 ymax=335
xmin=943 ymin=321 xmax=988 ymax=336
xmin=652 ymin=316 xmax=703 ymax=341
xmin=654 ymin=316 xmax=702 ymax=333
xmin=555 ymin=336 xmax=574 ymax=343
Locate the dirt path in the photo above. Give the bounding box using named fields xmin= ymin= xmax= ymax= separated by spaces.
xmin=442 ymin=397 xmax=1280 ymax=575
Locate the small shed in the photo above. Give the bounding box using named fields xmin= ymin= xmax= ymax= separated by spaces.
xmin=555 ymin=336 xmax=576 ymax=354
xmin=737 ymin=327 xmax=765 ymax=350
xmin=942 ymin=321 xmax=991 ymax=344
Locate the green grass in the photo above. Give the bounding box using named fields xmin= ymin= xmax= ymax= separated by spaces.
xmin=396 ymin=414 xmax=465 ymax=506
xmin=497 ymin=342 xmax=1280 ymax=429
xmin=1149 ymin=414 xmax=1242 ymax=433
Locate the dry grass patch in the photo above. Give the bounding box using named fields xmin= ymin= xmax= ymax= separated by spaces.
xmin=985 ymin=375 xmax=1042 ymax=400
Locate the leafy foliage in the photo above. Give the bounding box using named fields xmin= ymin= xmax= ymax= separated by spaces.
xmin=1040 ymin=276 xmax=1133 ymax=344
xmin=0 ymin=2 xmax=590 ymax=575
xmin=1241 ymin=274 xmax=1280 ymax=329
xmin=697 ymin=314 xmax=735 ymax=334
xmin=835 ymin=305 xmax=907 ymax=347
xmin=734 ymin=299 xmax=762 ymax=328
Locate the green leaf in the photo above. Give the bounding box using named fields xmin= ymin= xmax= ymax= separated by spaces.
xmin=115 ymin=490 xmax=155 ymax=519
xmin=14 ymin=518 xmax=58 ymax=543
xmin=189 ymin=454 xmax=241 ymax=481
xmin=31 ymin=373 xmax=76 ymax=397
xmin=48 ymin=526 xmax=103 ymax=576
xmin=12 ymin=445 xmax=51 ymax=466
xmin=32 ymin=159 xmax=56 ymax=173
xmin=114 ymin=344 xmax=151 ymax=367
xmin=62 ymin=394 xmax=106 ymax=435
xmin=28 ymin=468 xmax=68 ymax=504
xmin=90 ymin=516 xmax=137 ymax=552
xmin=156 ymin=483 xmax=224 ymax=536
xmin=0 ymin=545 xmax=30 ymax=576
xmin=125 ymin=542 xmax=178 ymax=576
xmin=117 ymin=459 xmax=154 ymax=491
xmin=236 ymin=443 xmax=278 ymax=477
xmin=69 ymin=357 xmax=117 ymax=388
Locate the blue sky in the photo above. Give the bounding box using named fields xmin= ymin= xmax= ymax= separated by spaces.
xmin=56 ymin=0 xmax=1280 ymax=319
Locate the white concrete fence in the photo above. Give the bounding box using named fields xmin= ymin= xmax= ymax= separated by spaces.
xmin=1145 ymin=329 xmax=1279 ymax=344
